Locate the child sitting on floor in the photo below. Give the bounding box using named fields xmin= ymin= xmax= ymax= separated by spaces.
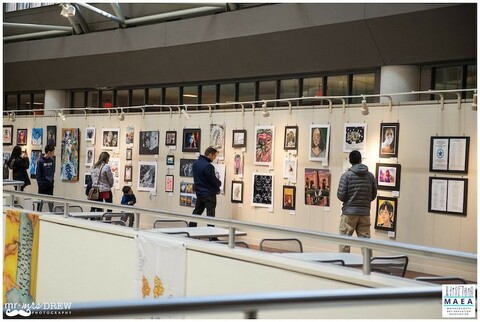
xmin=121 ymin=186 xmax=137 ymax=206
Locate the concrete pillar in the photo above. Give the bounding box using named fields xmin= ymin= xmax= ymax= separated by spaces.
xmin=44 ymin=90 xmax=67 ymax=111
xmin=379 ymin=65 xmax=420 ymax=103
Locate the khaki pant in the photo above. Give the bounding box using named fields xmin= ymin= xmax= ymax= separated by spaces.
xmin=338 ymin=215 xmax=371 ymax=253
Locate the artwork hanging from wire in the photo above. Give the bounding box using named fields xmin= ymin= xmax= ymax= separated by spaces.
xmin=304 ymin=168 xmax=330 ymax=206
xmin=179 ymin=159 xmax=195 ymax=177
xmin=283 ymin=158 xmax=297 ymax=183
xmin=179 ymin=181 xmax=196 ymax=207
xmin=429 ymin=136 xmax=470 ymax=173
xmin=254 ymin=126 xmax=274 ymax=167
xmin=182 ymin=129 xmax=201 ymax=153
xmin=343 ymin=123 xmax=367 ymax=153
xmin=251 ymin=172 xmax=274 ymax=208
xmin=17 ymin=129 xmax=27 ymax=146
xmin=165 ymin=131 xmax=177 ymax=146
xmin=375 ymin=163 xmax=401 ymax=191
xmin=3 ymin=125 xmax=13 ymax=146
xmin=210 ymin=124 xmax=225 ymax=160
xmin=29 ymin=150 xmax=42 ymax=179
xmin=233 ymin=153 xmax=243 ymax=176
xmin=101 ymin=128 xmax=120 ymax=150
xmin=139 ymin=131 xmax=159 ymax=155
xmin=109 ymin=157 xmax=120 ymax=190
xmin=375 ymin=197 xmax=398 ymax=232
xmin=85 ymin=127 xmax=95 ymax=144
xmin=282 ymin=185 xmax=296 ymax=210
xmin=126 ymin=126 xmax=134 ymax=145
xmin=232 ymin=129 xmax=247 ymax=148
xmin=124 ymin=165 xmax=133 ymax=182
xmin=31 ymin=128 xmax=43 ymax=146
xmin=46 ymin=125 xmax=56 ymax=146
xmin=309 ymin=124 xmax=330 ymax=163
xmin=165 ymin=174 xmax=174 ymax=193
xmin=137 ymin=161 xmax=157 ymax=192
xmin=85 ymin=147 xmax=94 ymax=167
xmin=379 ymin=123 xmax=399 ymax=158
xmin=231 ymin=180 xmax=244 ymax=203
xmin=284 ymin=125 xmax=298 ymax=150
xmin=212 ymin=163 xmax=226 ymax=194
xmin=3 ymin=150 xmax=11 ymax=179
xmin=60 ymin=128 xmax=80 ymax=181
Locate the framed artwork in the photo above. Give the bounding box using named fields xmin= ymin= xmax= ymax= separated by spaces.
xmin=429 ymin=136 xmax=470 ymax=173
xmin=179 ymin=181 xmax=196 ymax=207
xmin=309 ymin=124 xmax=330 ymax=162
xmin=283 ymin=158 xmax=297 ymax=183
xmin=165 ymin=174 xmax=174 ymax=193
xmin=284 ymin=125 xmax=298 ymax=150
xmin=17 ymin=129 xmax=27 ymax=146
xmin=109 ymin=157 xmax=121 ymax=189
xmin=282 ymin=185 xmax=296 ymax=210
xmin=231 ymin=180 xmax=244 ymax=203
xmin=101 ymin=128 xmax=120 ymax=150
xmin=137 ymin=161 xmax=157 ymax=192
xmin=233 ymin=153 xmax=243 ymax=176
xmin=85 ymin=127 xmax=95 ymax=144
xmin=124 ymin=165 xmax=133 ymax=182
xmin=375 ymin=197 xmax=398 ymax=231
xmin=210 ymin=123 xmax=225 ymax=160
xmin=165 ymin=130 xmax=177 ymax=146
xmin=29 ymin=150 xmax=42 ymax=179
xmin=125 ymin=126 xmax=134 ymax=145
xmin=166 ymin=155 xmax=175 ymax=166
xmin=254 ymin=126 xmax=275 ymax=166
xmin=46 ymin=125 xmax=57 ymax=146
xmin=428 ymin=177 xmax=468 ymax=216
xmin=376 ymin=163 xmax=401 ymax=191
xmin=85 ymin=147 xmax=94 ymax=167
xmin=232 ymin=129 xmax=247 ymax=148
xmin=251 ymin=173 xmax=274 ymax=208
xmin=84 ymin=172 xmax=91 ymax=188
xmin=182 ymin=128 xmax=201 ymax=153
xmin=60 ymin=128 xmax=80 ymax=181
xmin=304 ymin=168 xmax=331 ymax=206
xmin=139 ymin=130 xmax=159 ymax=155
xmin=126 ymin=148 xmax=133 ymax=161
xmin=31 ymin=128 xmax=43 ymax=146
xmin=3 ymin=125 xmax=13 ymax=146
xmin=379 ymin=123 xmax=399 ymax=158
xmin=212 ymin=163 xmax=226 ymax=194
xmin=343 ymin=123 xmax=367 ymax=153
xmin=179 ymin=158 xmax=195 ymax=177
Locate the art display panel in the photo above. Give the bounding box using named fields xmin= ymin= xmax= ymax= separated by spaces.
xmin=429 ymin=136 xmax=470 ymax=173
xmin=428 ymin=177 xmax=468 ymax=216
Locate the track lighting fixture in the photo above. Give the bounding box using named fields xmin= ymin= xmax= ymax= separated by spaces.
xmin=181 ymin=108 xmax=191 ymax=120
xmin=360 ymin=97 xmax=369 ymax=115
xmin=8 ymin=112 xmax=15 ymax=122
xmin=472 ymin=93 xmax=477 ymax=111
xmin=60 ymin=3 xmax=76 ymax=17
xmin=262 ymin=101 xmax=270 ymax=117
xmin=118 ymin=110 xmax=125 ymax=121
xmin=57 ymin=110 xmax=66 ymax=121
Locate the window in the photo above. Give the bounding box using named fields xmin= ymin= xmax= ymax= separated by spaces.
xmin=147 ymin=88 xmax=162 ymax=105
xmin=20 ymin=94 xmax=31 ymax=109
xmin=165 ymin=87 xmax=179 ymax=105
xmin=434 ymin=66 xmax=462 ymax=99
xmin=219 ymin=83 xmax=235 ymax=105
xmin=5 ymin=94 xmax=17 ymax=110
xmin=32 ymin=93 xmax=45 ymax=110
xmin=131 ymin=89 xmax=145 ymax=106
xmin=326 ymin=75 xmax=348 ymax=97
xmin=352 ymin=73 xmax=375 ymax=103
xmin=238 ymin=82 xmax=255 ymax=102
xmin=116 ymin=90 xmax=129 ymax=107
xmin=183 ymin=86 xmax=198 ymax=105
xmin=101 ymin=90 xmax=113 ymax=108
xmin=87 ymin=91 xmax=99 ymax=108
xmin=258 ymin=80 xmax=277 ymax=101
xmin=466 ymin=65 xmax=477 ymax=98
xmin=202 ymin=84 xmax=217 ymax=105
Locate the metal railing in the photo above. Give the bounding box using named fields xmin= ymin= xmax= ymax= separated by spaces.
xmin=3 ymin=189 xmax=477 ymax=276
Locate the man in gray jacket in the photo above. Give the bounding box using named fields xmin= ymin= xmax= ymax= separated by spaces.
xmin=337 ymin=150 xmax=377 ymax=253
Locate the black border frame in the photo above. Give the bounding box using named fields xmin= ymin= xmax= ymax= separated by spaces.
xmin=231 ymin=180 xmax=244 ymax=203
xmin=428 ymin=177 xmax=468 ymax=216
xmin=182 ymin=128 xmax=201 ymax=153
xmin=282 ymin=185 xmax=296 ymax=210
xmin=375 ymin=163 xmax=401 ymax=191
xmin=429 ymin=136 xmax=470 ymax=174
xmin=165 ymin=130 xmax=177 ymax=146
xmin=232 ymin=129 xmax=247 ymax=148
xmin=284 ymin=126 xmax=298 ymax=150
xmin=379 ymin=122 xmax=400 ymax=158
xmin=3 ymin=125 xmax=13 ymax=146
xmin=374 ymin=196 xmax=398 ymax=232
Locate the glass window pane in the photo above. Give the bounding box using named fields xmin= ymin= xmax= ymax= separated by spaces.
xmin=6 ymin=95 xmax=17 ymax=110
xmin=33 ymin=92 xmax=45 ymax=110
xmin=71 ymin=91 xmax=85 ymax=108
xmin=116 ymin=90 xmax=128 ymax=107
xmin=88 ymin=91 xmax=99 ymax=108
xmin=101 ymin=90 xmax=113 ymax=108
xmin=327 ymin=75 xmax=348 ymax=96
xmin=219 ymin=83 xmax=235 ymax=105
xmin=202 ymin=85 xmax=217 ymax=105
xmin=20 ymin=94 xmax=31 ymax=109
xmin=303 ymin=77 xmax=323 ymax=97
xmin=258 ymin=80 xmax=276 ymax=101
xmin=183 ymin=86 xmax=198 ymax=105
xmin=280 ymin=79 xmax=298 ymax=99
xmin=131 ymin=89 xmax=145 ymax=106
xmin=165 ymin=87 xmax=179 ymax=105
xmin=148 ymin=88 xmax=162 ymax=105
xmin=352 ymin=73 xmax=375 ymax=103
xmin=466 ymin=65 xmax=476 ymax=99
xmin=238 ymin=82 xmax=255 ymax=102
xmin=434 ymin=66 xmax=462 ymax=99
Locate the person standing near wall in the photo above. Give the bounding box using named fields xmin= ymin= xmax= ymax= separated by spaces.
xmin=190 ymin=147 xmax=221 ymax=230
xmin=90 ymin=151 xmax=114 ymax=212
xmin=337 ymin=150 xmax=377 ymax=253
xmin=36 ymin=145 xmax=56 ymax=211
xmin=7 ymin=145 xmax=31 ymax=191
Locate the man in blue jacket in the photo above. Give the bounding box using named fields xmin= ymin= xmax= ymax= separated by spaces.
xmin=190 ymin=147 xmax=221 ymax=229
xmin=36 ymin=144 xmax=56 ymax=211
xmin=337 ymin=150 xmax=377 ymax=253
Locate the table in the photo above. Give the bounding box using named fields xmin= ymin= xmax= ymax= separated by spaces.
xmin=3 ymin=180 xmax=24 ymax=190
xmin=151 ymin=226 xmax=247 ymax=239
xmin=278 ymin=252 xmax=364 ymax=266
xmin=68 ymin=212 xmax=105 ymax=219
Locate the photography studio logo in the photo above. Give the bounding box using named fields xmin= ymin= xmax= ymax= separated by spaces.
xmin=4 ymin=302 xmax=72 ymax=318
xmin=442 ymin=284 xmax=476 ymax=318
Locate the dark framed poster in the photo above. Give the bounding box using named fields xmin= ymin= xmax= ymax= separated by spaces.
xmin=3 ymin=125 xmax=13 ymax=146
xmin=165 ymin=130 xmax=177 ymax=146
xmin=379 ymin=122 xmax=399 ymax=158
xmin=46 ymin=125 xmax=57 ymax=146
xmin=429 ymin=136 xmax=470 ymax=174
xmin=375 ymin=197 xmax=398 ymax=232
xmin=284 ymin=126 xmax=298 ymax=150
xmin=17 ymin=129 xmax=27 ymax=146
xmin=428 ymin=177 xmax=468 ymax=216
xmin=165 ymin=175 xmax=174 ymax=193
xmin=232 ymin=129 xmax=247 ymax=148
xmin=231 ymin=180 xmax=244 ymax=203
xmin=375 ymin=163 xmax=401 ymax=191
xmin=282 ymin=185 xmax=296 ymax=210
xmin=182 ymin=128 xmax=201 ymax=153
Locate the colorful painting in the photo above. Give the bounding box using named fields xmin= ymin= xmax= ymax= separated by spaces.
xmin=375 ymin=197 xmax=398 ymax=232
xmin=282 ymin=185 xmax=296 ymax=210
xmin=233 ymin=153 xmax=243 ymax=176
xmin=126 ymin=126 xmax=134 ymax=145
xmin=101 ymin=128 xmax=120 ymax=150
xmin=3 ymin=125 xmax=13 ymax=146
xmin=29 ymin=150 xmax=42 ymax=179
xmin=109 ymin=157 xmax=120 ymax=190
xmin=60 ymin=128 xmax=80 ymax=181
xmin=304 ymin=168 xmax=330 ymax=206
xmin=254 ymin=126 xmax=274 ymax=166
xmin=343 ymin=123 xmax=367 ymax=153
xmin=182 ymin=129 xmax=201 ymax=153
xmin=309 ymin=124 xmax=330 ymax=163
xmin=31 ymin=128 xmax=43 ymax=146
xmin=179 ymin=181 xmax=196 ymax=207
xmin=17 ymin=129 xmax=27 ymax=146
xmin=3 ymin=151 xmax=11 ymax=179
xmin=46 ymin=126 xmax=56 ymax=146
xmin=210 ymin=124 xmax=225 ymax=160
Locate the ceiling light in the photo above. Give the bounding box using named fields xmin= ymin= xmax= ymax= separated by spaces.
xmin=262 ymin=102 xmax=270 ymax=117
xmin=60 ymin=3 xmax=76 ymax=17
xmin=118 ymin=110 xmax=125 ymax=121
xmin=472 ymin=93 xmax=477 ymax=111
xmin=181 ymin=109 xmax=191 ymax=120
xmin=360 ymin=97 xmax=369 ymax=116
xmin=183 ymin=94 xmax=198 ymax=98
xmin=57 ymin=111 xmax=66 ymax=121
xmin=8 ymin=112 xmax=15 ymax=122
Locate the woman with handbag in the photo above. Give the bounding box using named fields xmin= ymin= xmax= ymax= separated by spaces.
xmin=89 ymin=151 xmax=114 ymax=212
xmin=7 ymin=145 xmax=31 ymax=191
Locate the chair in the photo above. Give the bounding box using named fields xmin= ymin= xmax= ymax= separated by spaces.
xmin=315 ymin=259 xmax=346 ymax=266
xmin=370 ymin=255 xmax=409 ymax=277
xmin=52 ymin=205 xmax=84 ymax=213
xmin=414 ymin=276 xmax=467 ymax=284
xmin=259 ymin=238 xmax=303 ymax=253
xmin=101 ymin=212 xmax=134 ymax=227
xmin=153 ymin=219 xmax=188 ymax=229
xmin=215 ymin=241 xmax=250 ymax=248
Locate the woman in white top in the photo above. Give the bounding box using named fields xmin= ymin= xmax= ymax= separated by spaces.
xmin=90 ymin=151 xmax=114 ymax=211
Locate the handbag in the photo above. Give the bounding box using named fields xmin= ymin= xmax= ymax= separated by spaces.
xmin=87 ymin=164 xmax=104 ymax=200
